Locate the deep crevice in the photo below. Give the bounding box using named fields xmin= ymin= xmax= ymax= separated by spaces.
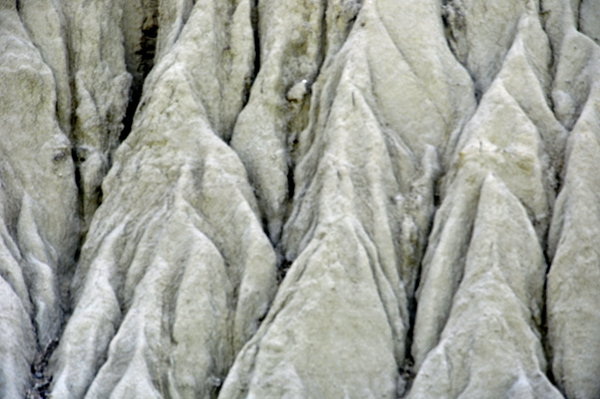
xmin=250 ymin=0 xmax=261 ymax=90
xmin=401 ymin=292 xmax=418 ymax=396
xmin=440 ymin=1 xmax=467 ymax=67
xmin=120 ymin=1 xmax=160 ymax=143
xmin=277 ymin=257 xmax=292 ymax=284
xmin=119 ymin=84 xmax=143 ymax=143
xmin=541 ymin=252 xmax=557 ymax=389
xmin=137 ymin=1 xmax=160 ymax=80
xmin=26 ymin=339 xmax=59 ymax=399
xmin=402 ymin=195 xmax=439 ymax=397
xmin=230 ymin=0 xmax=262 ymax=143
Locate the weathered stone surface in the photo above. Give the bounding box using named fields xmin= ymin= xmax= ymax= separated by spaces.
xmin=230 ymin=0 xmax=327 ymax=242
xmin=2 ymin=0 xmax=600 ymax=397
xmin=49 ymin=2 xmax=275 ymax=398
xmin=218 ymin=0 xmax=473 ymax=397
xmin=543 ymin=2 xmax=600 ymax=397
xmin=0 ymin=2 xmax=79 ymax=397
xmin=547 ymin=119 xmax=600 ymax=399
xmin=18 ymin=0 xmax=71 ymax=137
xmin=409 ymin=174 xmax=562 ymax=399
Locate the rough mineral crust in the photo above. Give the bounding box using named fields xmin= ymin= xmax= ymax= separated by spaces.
xmin=1 ymin=0 xmax=600 ymax=398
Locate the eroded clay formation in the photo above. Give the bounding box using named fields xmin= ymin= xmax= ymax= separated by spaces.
xmin=1 ymin=0 xmax=599 ymax=398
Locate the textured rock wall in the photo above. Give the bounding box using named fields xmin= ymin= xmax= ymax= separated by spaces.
xmin=1 ymin=0 xmax=600 ymax=397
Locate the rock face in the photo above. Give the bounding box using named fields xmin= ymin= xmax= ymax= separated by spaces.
xmin=1 ymin=0 xmax=600 ymax=398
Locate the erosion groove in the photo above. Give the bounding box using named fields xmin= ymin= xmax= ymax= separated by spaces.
xmin=1 ymin=0 xmax=600 ymax=398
